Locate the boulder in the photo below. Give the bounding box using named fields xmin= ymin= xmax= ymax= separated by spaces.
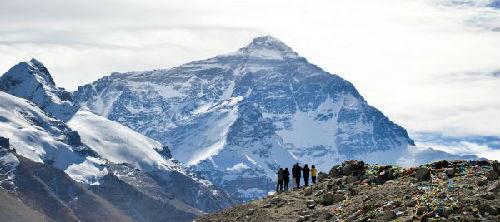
xmin=445 ymin=168 xmax=455 ymax=178
xmin=486 ymin=170 xmax=499 ymax=181
xmin=329 ymin=165 xmax=342 ymax=177
xmin=321 ymin=193 xmax=335 ymax=206
xmin=432 ymin=160 xmax=449 ymax=169
xmin=487 ymin=180 xmax=500 ymax=192
xmin=480 ymin=192 xmax=495 ymax=200
xmin=317 ymin=172 xmax=328 ymax=182
xmin=492 ymin=161 xmax=499 ymax=174
xmin=342 ymin=160 xmax=365 ymax=176
xmin=415 ymin=167 xmax=431 ymax=181
xmin=0 ymin=136 xmax=9 ymax=149
xmin=321 ymin=192 xmax=344 ymax=206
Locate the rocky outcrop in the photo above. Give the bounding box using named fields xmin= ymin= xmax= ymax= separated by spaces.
xmin=198 ymin=159 xmax=500 ymax=222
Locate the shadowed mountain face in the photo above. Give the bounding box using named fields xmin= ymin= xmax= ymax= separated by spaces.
xmin=73 ymin=36 xmax=425 ymax=200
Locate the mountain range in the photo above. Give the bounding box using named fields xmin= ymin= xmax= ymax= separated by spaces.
xmin=0 ymin=36 xmax=477 ymax=221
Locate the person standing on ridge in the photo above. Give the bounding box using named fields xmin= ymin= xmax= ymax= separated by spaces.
xmin=276 ymin=168 xmax=284 ymax=192
xmin=311 ymin=165 xmax=317 ymax=184
xmin=292 ymin=163 xmax=302 ymax=188
xmin=283 ymin=168 xmax=290 ymax=190
xmin=303 ymin=164 xmax=310 ymax=187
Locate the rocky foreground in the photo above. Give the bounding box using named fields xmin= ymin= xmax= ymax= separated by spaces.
xmin=197 ymin=160 xmax=500 ymax=222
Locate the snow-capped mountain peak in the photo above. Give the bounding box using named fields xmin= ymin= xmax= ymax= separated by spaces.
xmin=237 ymin=35 xmax=298 ymax=59
xmin=0 ymin=58 xmax=77 ymax=121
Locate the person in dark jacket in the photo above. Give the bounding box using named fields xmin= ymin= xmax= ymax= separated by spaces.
xmin=276 ymin=168 xmax=284 ymax=192
xmin=283 ymin=168 xmax=290 ymax=190
xmin=303 ymin=164 xmax=310 ymax=187
xmin=292 ymin=163 xmax=302 ymax=188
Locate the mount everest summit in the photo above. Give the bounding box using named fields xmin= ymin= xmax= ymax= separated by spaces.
xmin=73 ymin=36 xmax=475 ymax=201
xmin=0 ymin=36 xmax=477 ymax=221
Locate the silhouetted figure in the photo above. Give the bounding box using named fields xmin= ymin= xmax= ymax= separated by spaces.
xmin=311 ymin=165 xmax=317 ymax=184
xmin=292 ymin=163 xmax=302 ymax=188
xmin=276 ymin=168 xmax=284 ymax=192
xmin=283 ymin=168 xmax=290 ymax=190
xmin=303 ymin=164 xmax=310 ymax=187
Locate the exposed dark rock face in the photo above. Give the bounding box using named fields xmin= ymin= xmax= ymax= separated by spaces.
xmin=0 ymin=136 xmax=8 ymax=149
xmin=9 ymin=155 xmax=133 ymax=222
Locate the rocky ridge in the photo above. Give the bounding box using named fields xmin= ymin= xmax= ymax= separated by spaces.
xmin=198 ymin=159 xmax=500 ymax=222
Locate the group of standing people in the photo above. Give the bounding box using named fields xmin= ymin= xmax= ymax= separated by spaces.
xmin=276 ymin=163 xmax=317 ymax=192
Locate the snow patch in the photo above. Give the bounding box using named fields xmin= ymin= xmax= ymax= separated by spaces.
xmin=65 ymin=157 xmax=108 ymax=185
xmin=226 ymin=163 xmax=250 ymax=172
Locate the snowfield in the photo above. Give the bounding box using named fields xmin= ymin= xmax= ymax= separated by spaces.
xmin=68 ymin=110 xmax=179 ymax=172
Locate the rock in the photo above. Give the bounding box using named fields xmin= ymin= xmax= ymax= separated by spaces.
xmin=415 ymin=167 xmax=431 ymax=181
xmin=342 ymin=160 xmax=365 ymax=176
xmin=321 ymin=193 xmax=335 ymax=206
xmin=297 ymin=215 xmax=307 ymax=222
xmin=487 ymin=180 xmax=500 ymax=192
xmin=432 ymin=160 xmax=449 ymax=169
xmin=332 ymin=194 xmax=345 ymax=203
xmin=269 ymin=197 xmax=281 ymax=205
xmin=492 ymin=161 xmax=499 ymax=173
xmin=317 ymin=172 xmax=328 ymax=182
xmin=329 ymin=165 xmax=342 ymax=177
xmin=346 ymin=175 xmax=360 ymax=183
xmin=262 ymin=203 xmax=271 ymax=208
xmin=303 ymin=188 xmax=313 ymax=196
xmin=486 ymin=170 xmax=499 ymax=181
xmin=417 ymin=206 xmax=426 ymax=215
xmin=478 ymin=178 xmax=489 ymax=186
xmin=445 ymin=168 xmax=455 ymax=178
xmin=366 ymin=175 xmax=377 ymax=184
xmin=479 ymin=203 xmax=499 ymax=216
xmin=0 ymin=136 xmax=9 ymax=149
xmin=66 ymin=130 xmax=82 ymax=146
xmin=480 ymin=192 xmax=495 ymax=200
xmin=343 ymin=164 xmax=355 ymax=175
xmin=315 ymin=190 xmax=324 ymax=197
xmin=376 ymin=210 xmax=397 ymax=221
xmin=442 ymin=207 xmax=453 ymax=217
xmin=321 ymin=192 xmax=344 ymax=206
xmin=0 ymin=180 xmax=15 ymax=190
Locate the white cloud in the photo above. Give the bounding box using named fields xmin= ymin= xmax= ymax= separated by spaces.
xmin=0 ymin=0 xmax=499 ymax=140
xmin=417 ymin=141 xmax=500 ymax=160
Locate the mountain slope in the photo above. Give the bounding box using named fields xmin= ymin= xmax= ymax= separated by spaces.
xmin=198 ymin=160 xmax=500 ymax=222
xmin=73 ymin=36 xmax=454 ymax=201
xmin=0 ymin=60 xmax=238 ymax=221
xmin=0 ymin=189 xmax=52 ymax=222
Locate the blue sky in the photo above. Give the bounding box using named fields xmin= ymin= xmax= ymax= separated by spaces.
xmin=0 ymin=0 xmax=499 ymax=159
